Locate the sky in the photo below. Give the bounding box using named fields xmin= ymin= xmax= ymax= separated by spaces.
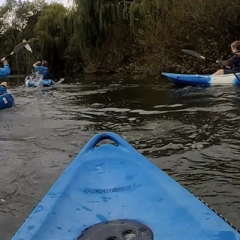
xmin=0 ymin=0 xmax=70 ymax=7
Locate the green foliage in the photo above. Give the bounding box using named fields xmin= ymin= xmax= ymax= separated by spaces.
xmin=34 ymin=3 xmax=67 ymax=64
xmin=71 ymin=0 xmax=130 ymax=56
xmin=1 ymin=0 xmax=240 ymax=75
xmin=0 ymin=0 xmax=45 ymax=74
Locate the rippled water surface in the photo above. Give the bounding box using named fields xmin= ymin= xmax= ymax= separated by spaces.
xmin=1 ymin=75 xmax=240 ymax=239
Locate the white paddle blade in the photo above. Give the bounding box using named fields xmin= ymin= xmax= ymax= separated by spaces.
xmin=23 ymin=39 xmax=33 ymax=53
xmin=182 ymin=49 xmax=204 ymax=59
xmin=12 ymin=41 xmax=31 ymax=54
xmin=56 ymin=78 xmax=65 ymax=84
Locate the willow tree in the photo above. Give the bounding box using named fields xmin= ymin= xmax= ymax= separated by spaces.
xmin=0 ymin=0 xmax=45 ymax=74
xmin=34 ymin=3 xmax=68 ymax=68
xmin=71 ymin=0 xmax=131 ymax=61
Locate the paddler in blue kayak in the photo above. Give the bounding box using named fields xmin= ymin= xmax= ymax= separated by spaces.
xmin=33 ymin=60 xmax=50 ymax=79
xmin=214 ymin=41 xmax=240 ymax=75
xmin=0 ymin=57 xmax=10 ymax=95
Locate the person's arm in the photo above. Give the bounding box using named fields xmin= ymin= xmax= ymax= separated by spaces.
xmin=33 ymin=63 xmax=42 ymax=73
xmin=217 ymin=55 xmax=238 ymax=68
xmin=33 ymin=61 xmax=41 ymax=67
xmin=0 ymin=58 xmax=10 ymax=78
xmin=227 ymin=55 xmax=239 ymax=68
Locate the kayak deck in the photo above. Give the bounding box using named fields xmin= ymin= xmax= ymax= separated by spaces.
xmin=162 ymin=72 xmax=240 ymax=86
xmin=25 ymin=79 xmax=54 ymax=87
xmin=11 ymin=132 xmax=240 ymax=240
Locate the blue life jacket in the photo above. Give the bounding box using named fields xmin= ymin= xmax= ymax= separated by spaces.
xmin=34 ymin=66 xmax=50 ymax=79
xmin=0 ymin=64 xmax=10 ymax=78
xmin=0 ymin=85 xmax=7 ymax=95
xmin=228 ymin=51 xmax=240 ymax=70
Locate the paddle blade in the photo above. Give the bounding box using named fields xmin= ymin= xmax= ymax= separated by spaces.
xmin=182 ymin=49 xmax=205 ymax=60
xmin=23 ymin=39 xmax=33 ymax=53
xmin=55 ymin=78 xmax=65 ymax=84
xmin=12 ymin=41 xmax=31 ymax=54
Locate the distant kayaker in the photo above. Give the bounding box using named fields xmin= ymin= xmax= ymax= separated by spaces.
xmin=0 ymin=81 xmax=8 ymax=95
xmin=33 ymin=60 xmax=50 ymax=79
xmin=0 ymin=58 xmax=10 ymax=78
xmin=0 ymin=58 xmax=10 ymax=95
xmin=213 ymin=41 xmax=240 ymax=75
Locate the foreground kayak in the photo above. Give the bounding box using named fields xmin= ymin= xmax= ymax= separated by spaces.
xmin=11 ymin=132 xmax=240 ymax=240
xmin=0 ymin=93 xmax=14 ymax=110
xmin=162 ymin=72 xmax=240 ymax=86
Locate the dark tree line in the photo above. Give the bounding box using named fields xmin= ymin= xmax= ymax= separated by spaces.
xmin=1 ymin=0 xmax=240 ymax=76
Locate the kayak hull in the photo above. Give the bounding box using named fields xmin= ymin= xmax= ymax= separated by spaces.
xmin=25 ymin=75 xmax=54 ymax=87
xmin=0 ymin=93 xmax=14 ymax=110
xmin=25 ymin=79 xmax=54 ymax=87
xmin=11 ymin=132 xmax=240 ymax=240
xmin=162 ymin=72 xmax=240 ymax=86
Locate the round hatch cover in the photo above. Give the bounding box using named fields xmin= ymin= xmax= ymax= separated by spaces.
xmin=78 ymin=219 xmax=153 ymax=240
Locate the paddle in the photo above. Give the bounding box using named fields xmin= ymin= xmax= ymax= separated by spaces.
xmin=182 ymin=49 xmax=217 ymax=64
xmin=3 ymin=41 xmax=31 ymax=61
xmin=53 ymin=78 xmax=65 ymax=84
xmin=23 ymin=39 xmax=38 ymax=60
xmin=182 ymin=49 xmax=240 ymax=82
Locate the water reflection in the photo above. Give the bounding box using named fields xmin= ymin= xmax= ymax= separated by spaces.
xmin=0 ymin=75 xmax=240 ymax=239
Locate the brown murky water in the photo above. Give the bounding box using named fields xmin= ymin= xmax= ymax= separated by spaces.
xmin=1 ymin=74 xmax=240 ymax=239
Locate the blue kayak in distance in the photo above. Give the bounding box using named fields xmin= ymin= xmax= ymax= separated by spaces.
xmin=25 ymin=75 xmax=65 ymax=87
xmin=11 ymin=132 xmax=240 ymax=240
xmin=0 ymin=93 xmax=14 ymax=110
xmin=25 ymin=78 xmax=54 ymax=87
xmin=162 ymin=72 xmax=240 ymax=86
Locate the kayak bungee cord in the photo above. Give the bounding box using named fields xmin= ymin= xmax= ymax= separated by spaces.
xmin=197 ymin=196 xmax=239 ymax=232
xmin=191 ymin=191 xmax=240 ymax=233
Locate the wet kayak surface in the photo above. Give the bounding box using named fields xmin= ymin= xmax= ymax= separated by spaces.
xmin=1 ymin=75 xmax=240 ymax=239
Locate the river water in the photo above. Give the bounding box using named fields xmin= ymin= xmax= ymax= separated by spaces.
xmin=1 ymin=74 xmax=240 ymax=239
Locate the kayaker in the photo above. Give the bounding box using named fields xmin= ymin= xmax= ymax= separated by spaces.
xmin=0 ymin=57 xmax=10 ymax=95
xmin=213 ymin=41 xmax=240 ymax=75
xmin=33 ymin=60 xmax=50 ymax=79
xmin=0 ymin=58 xmax=10 ymax=78
xmin=0 ymin=82 xmax=8 ymax=95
